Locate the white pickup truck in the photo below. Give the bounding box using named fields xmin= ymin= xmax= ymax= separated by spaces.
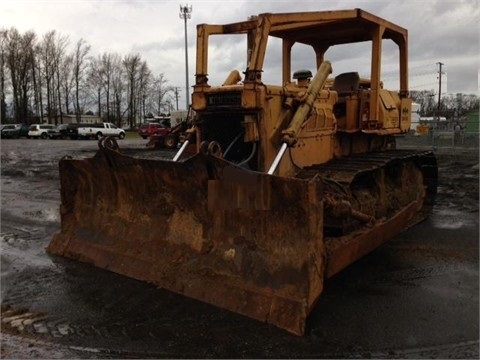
xmin=77 ymin=122 xmax=126 ymax=140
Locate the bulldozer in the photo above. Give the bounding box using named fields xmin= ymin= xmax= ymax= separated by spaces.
xmin=47 ymin=9 xmax=437 ymax=336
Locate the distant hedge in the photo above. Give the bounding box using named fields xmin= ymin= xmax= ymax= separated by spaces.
xmin=465 ymin=111 xmax=479 ymax=133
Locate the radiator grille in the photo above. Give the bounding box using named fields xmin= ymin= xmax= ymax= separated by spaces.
xmin=207 ymin=92 xmax=241 ymax=107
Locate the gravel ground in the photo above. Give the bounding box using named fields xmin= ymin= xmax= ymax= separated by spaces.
xmin=1 ymin=136 xmax=478 ymax=358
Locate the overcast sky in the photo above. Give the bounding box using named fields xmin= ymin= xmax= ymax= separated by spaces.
xmin=2 ymin=0 xmax=479 ymax=107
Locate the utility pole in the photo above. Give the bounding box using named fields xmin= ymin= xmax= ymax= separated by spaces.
xmin=179 ymin=4 xmax=192 ymax=111
xmin=436 ymin=62 xmax=444 ymax=119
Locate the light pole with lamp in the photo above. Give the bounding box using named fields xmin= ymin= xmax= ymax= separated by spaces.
xmin=179 ymin=4 xmax=192 ymax=111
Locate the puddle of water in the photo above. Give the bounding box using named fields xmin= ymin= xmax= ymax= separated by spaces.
xmin=2 ymin=151 xmax=20 ymax=164
xmin=23 ymin=208 xmax=60 ymax=222
xmin=432 ymin=208 xmax=475 ymax=229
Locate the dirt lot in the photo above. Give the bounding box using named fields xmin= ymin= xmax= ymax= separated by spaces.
xmin=1 ymin=136 xmax=478 ymax=358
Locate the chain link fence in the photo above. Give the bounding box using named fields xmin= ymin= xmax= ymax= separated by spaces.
xmin=396 ymin=129 xmax=479 ymax=156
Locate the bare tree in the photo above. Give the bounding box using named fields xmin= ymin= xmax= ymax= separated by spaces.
xmin=88 ymin=55 xmax=103 ymax=118
xmin=101 ymin=53 xmax=116 ymax=122
xmin=72 ymin=38 xmax=91 ymax=122
xmin=53 ymin=34 xmax=69 ymax=124
xmin=0 ymin=27 xmax=185 ymax=127
xmin=150 ymin=73 xmax=174 ymax=116
xmin=5 ymin=28 xmax=37 ymax=123
xmin=0 ymin=29 xmax=8 ymax=122
xmin=59 ymin=53 xmax=74 ymax=115
xmin=412 ymin=90 xmax=479 ymax=118
xmin=38 ymin=31 xmax=56 ymax=123
xmin=30 ymin=42 xmax=42 ymax=121
xmin=123 ymin=53 xmax=141 ymax=128
xmin=110 ymin=54 xmax=125 ymax=127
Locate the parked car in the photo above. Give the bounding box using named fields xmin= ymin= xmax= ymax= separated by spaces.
xmin=18 ymin=124 xmax=30 ymax=138
xmin=138 ymin=122 xmax=171 ymax=139
xmin=1 ymin=124 xmax=30 ymax=138
xmin=28 ymin=124 xmax=57 ymax=139
xmin=64 ymin=123 xmax=91 ymax=139
xmin=1 ymin=124 xmax=21 ymax=138
xmin=56 ymin=124 xmax=70 ymax=139
xmin=47 ymin=124 xmax=68 ymax=139
xmin=77 ymin=123 xmax=125 ymax=140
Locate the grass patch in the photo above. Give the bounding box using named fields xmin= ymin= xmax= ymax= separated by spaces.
xmin=125 ymin=130 xmax=142 ymax=140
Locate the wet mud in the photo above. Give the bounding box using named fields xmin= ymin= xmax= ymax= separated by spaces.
xmin=1 ymin=138 xmax=478 ymax=358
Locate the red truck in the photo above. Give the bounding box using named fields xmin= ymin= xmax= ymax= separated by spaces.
xmin=139 ymin=122 xmax=179 ymax=148
xmin=143 ymin=122 xmax=189 ymax=149
xmin=138 ymin=123 xmax=171 ymax=139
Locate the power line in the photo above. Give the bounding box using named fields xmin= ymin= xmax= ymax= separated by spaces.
xmin=381 ymin=63 xmax=439 ymax=78
xmin=409 ymin=82 xmax=438 ymax=90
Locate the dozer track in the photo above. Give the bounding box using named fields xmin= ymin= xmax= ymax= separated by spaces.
xmin=297 ymin=149 xmax=438 ymax=223
xmin=297 ymin=149 xmax=437 ymax=278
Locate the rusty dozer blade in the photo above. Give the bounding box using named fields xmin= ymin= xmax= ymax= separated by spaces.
xmin=48 ymin=138 xmax=326 ymax=335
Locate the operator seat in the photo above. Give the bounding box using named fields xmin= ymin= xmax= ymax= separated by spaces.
xmin=332 ymin=72 xmax=360 ymax=119
xmin=332 ymin=72 xmax=360 ymax=95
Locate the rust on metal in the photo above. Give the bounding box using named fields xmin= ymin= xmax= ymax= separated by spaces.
xmin=48 ymin=145 xmax=326 ymax=335
xmin=48 ymin=142 xmax=436 ymax=335
xmin=48 ymin=9 xmax=439 ymax=336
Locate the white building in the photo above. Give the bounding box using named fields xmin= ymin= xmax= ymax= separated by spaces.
xmin=410 ymin=102 xmax=421 ymax=131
